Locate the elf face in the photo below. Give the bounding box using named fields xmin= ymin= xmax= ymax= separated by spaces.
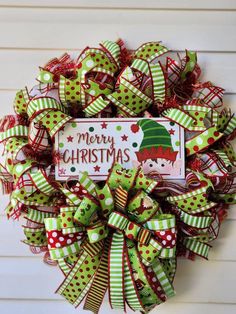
xmin=142 ymin=158 xmax=174 ymax=176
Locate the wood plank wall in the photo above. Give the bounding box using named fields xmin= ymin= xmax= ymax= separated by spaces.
xmin=0 ymin=1 xmax=235 ymax=313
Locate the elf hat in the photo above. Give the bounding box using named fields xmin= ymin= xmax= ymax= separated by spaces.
xmin=135 ymin=119 xmax=178 ymax=162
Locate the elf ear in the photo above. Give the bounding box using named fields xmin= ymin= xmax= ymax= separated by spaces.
xmin=132 ymin=159 xmax=141 ymax=168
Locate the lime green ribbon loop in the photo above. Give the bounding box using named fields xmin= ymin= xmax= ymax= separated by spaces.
xmin=0 ymin=125 xmax=28 ymax=143
xmin=96 ymin=183 xmax=114 ymax=217
xmin=107 ymin=162 xmax=139 ymax=191
xmin=59 ymin=206 xmax=83 ymax=234
xmin=108 ymin=211 xmax=176 ymax=262
xmin=180 ymin=50 xmax=197 ymax=81
xmin=87 ymin=221 xmax=108 ymax=243
xmin=127 ymin=190 xmax=160 ymax=223
xmin=23 ymin=226 xmax=47 ymax=247
xmin=107 ymin=162 xmax=158 ymax=193
xmin=74 ymin=196 xmax=100 ymax=226
xmin=145 ymin=214 xmax=176 ymax=230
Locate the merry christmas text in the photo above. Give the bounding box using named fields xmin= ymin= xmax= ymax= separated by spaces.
xmin=61 ymin=132 xmax=130 ymax=164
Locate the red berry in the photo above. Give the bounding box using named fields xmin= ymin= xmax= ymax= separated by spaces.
xmin=131 ymin=124 xmax=139 ymax=133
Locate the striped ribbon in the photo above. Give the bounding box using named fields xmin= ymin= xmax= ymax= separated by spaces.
xmin=182 ymin=238 xmax=210 ymax=259
xmin=123 ymin=246 xmax=144 ymax=311
xmin=149 ymin=63 xmax=166 ymax=103
xmin=178 ymin=209 xmax=212 ymax=229
xmin=27 ymin=97 xmax=65 ymax=118
xmin=224 ymin=115 xmax=236 ymax=136
xmin=109 ymin=232 xmax=126 ymax=310
xmin=26 ymin=207 xmax=57 ymax=224
xmin=152 ymin=260 xmax=175 ymax=298
xmin=101 ymin=40 xmax=121 ymax=65
xmin=83 ymin=237 xmax=110 ymax=313
xmin=58 ymin=258 xmax=72 ymax=276
xmin=0 ymin=125 xmax=28 ymax=142
xmin=83 ymin=96 xmax=109 ymax=117
xmin=162 ymin=108 xmax=195 ymax=130
xmin=30 ymin=168 xmax=56 ymax=196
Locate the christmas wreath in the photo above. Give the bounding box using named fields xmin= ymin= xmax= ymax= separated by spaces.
xmin=0 ymin=39 xmax=235 ymax=313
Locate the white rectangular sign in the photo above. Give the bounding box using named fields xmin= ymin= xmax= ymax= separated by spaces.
xmin=55 ymin=118 xmax=185 ymax=180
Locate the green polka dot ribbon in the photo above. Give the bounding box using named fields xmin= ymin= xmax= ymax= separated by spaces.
xmin=186 ymin=125 xmax=223 ymax=156
xmin=0 ymin=39 xmax=235 ymax=314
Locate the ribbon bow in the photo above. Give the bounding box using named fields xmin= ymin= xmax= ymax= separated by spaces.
xmin=43 ymin=163 xmax=176 ymax=312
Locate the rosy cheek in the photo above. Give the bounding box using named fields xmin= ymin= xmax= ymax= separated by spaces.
xmin=142 ymin=164 xmax=149 ymax=173
xmin=164 ymin=164 xmax=172 ymax=171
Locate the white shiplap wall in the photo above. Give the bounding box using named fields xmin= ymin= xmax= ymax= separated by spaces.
xmin=0 ymin=1 xmax=236 ymax=313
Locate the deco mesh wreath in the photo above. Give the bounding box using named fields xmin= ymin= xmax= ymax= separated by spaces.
xmin=0 ymin=39 xmax=236 ymax=313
